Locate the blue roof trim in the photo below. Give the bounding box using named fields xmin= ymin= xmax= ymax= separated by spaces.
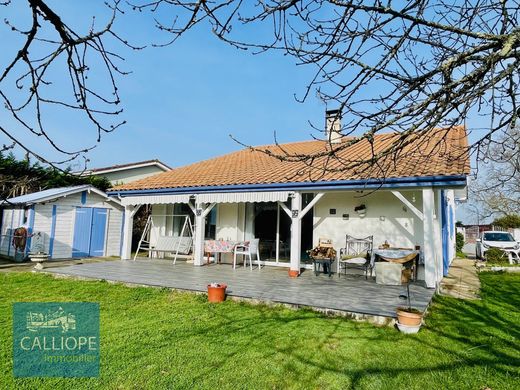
xmin=108 ymin=175 xmax=467 ymax=197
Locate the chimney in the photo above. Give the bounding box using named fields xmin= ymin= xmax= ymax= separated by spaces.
xmin=325 ymin=109 xmax=342 ymax=144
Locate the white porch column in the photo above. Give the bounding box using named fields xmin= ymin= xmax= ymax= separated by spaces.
xmin=121 ymin=205 xmax=136 ymax=260
xmin=193 ymin=208 xmax=205 ymax=266
xmin=193 ymin=202 xmax=216 ymax=266
xmin=290 ymin=192 xmax=302 ymax=273
xmin=422 ymin=188 xmax=437 ymax=288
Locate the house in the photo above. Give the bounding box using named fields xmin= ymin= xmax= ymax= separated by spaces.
xmin=109 ymin=111 xmax=470 ymax=289
xmin=0 ymin=185 xmax=123 ymax=260
xmin=78 ymin=159 xmax=171 ymax=185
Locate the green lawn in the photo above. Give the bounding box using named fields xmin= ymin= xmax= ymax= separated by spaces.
xmin=1 ymin=272 xmax=519 ymax=389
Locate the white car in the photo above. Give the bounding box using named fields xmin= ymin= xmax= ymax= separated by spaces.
xmin=476 ymin=231 xmax=520 ymax=260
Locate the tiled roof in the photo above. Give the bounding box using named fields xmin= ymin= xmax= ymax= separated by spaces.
xmin=112 ymin=126 xmax=470 ymax=192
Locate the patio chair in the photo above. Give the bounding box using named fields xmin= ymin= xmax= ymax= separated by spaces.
xmin=339 ymin=235 xmax=373 ymax=279
xmin=233 ymin=239 xmax=261 ymax=270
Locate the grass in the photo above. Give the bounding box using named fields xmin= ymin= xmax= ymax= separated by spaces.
xmin=1 ymin=272 xmax=519 ymax=389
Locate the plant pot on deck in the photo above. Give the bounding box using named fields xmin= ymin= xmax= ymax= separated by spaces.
xmin=207 ymin=283 xmax=227 ymax=303
xmin=29 ymin=252 xmax=49 ymax=270
xmin=396 ymin=308 xmax=423 ymax=327
xmin=288 ymin=269 xmax=300 ymax=278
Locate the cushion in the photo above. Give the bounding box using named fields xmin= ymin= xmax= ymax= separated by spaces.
xmin=341 ymin=257 xmax=367 ymax=264
xmin=341 ymin=251 xmax=368 ymax=261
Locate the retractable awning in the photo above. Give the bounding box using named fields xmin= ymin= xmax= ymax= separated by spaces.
xmin=120 ymin=194 xmax=191 ymax=206
xmin=196 ymin=191 xmax=291 ymax=204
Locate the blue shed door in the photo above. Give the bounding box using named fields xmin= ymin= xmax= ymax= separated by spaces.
xmin=72 ymin=207 xmax=93 ymax=258
xmin=89 ymin=208 xmax=108 ymax=257
xmin=72 ymin=207 xmax=108 ymax=258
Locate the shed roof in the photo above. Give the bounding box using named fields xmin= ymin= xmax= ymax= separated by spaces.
xmin=2 ymin=185 xmax=119 ymax=206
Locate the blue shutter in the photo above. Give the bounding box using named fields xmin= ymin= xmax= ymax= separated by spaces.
xmin=441 ymin=191 xmax=450 ymax=276
xmin=89 ymin=208 xmax=108 ymax=257
xmin=72 ymin=207 xmax=93 ymax=258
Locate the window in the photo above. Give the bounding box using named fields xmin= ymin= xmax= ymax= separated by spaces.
xmin=483 ymin=232 xmax=515 ymax=242
xmin=205 ymin=207 xmax=217 ymax=239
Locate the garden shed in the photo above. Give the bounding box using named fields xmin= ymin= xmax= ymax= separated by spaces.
xmin=0 ymin=185 xmax=124 ymax=260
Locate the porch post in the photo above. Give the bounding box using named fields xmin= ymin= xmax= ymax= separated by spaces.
xmin=192 ymin=202 xmax=216 ymax=266
xmin=121 ymin=205 xmax=135 ymax=260
xmin=422 ymin=188 xmax=437 ymax=288
xmin=290 ymin=192 xmax=302 ymax=273
xmin=193 ymin=204 xmax=206 ymax=266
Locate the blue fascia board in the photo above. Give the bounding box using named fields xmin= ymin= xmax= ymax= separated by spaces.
xmin=108 ymin=175 xmax=467 ymax=198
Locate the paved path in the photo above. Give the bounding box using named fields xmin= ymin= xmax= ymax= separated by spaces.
xmin=440 ymin=258 xmax=480 ymax=299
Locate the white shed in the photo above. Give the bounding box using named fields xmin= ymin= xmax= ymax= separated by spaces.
xmin=0 ymin=185 xmax=123 ymax=261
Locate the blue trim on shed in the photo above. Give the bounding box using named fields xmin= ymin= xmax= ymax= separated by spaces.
xmin=81 ymin=191 xmax=87 ymax=205
xmin=25 ymin=206 xmax=35 ymax=255
xmin=7 ymin=210 xmax=14 ymax=257
xmin=108 ymin=175 xmax=468 ymax=198
xmin=49 ymin=205 xmax=57 ymax=258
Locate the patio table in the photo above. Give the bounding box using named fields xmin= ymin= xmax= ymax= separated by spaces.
xmin=371 ymin=248 xmax=422 ymax=280
xmin=204 ymin=240 xmax=248 ymax=264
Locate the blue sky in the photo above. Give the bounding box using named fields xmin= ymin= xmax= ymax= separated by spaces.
xmin=0 ymin=1 xmax=487 ymax=223
xmin=0 ymin=1 xmax=325 ymax=170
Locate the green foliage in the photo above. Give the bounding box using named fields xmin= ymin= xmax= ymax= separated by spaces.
xmin=0 ymin=152 xmax=111 ymax=199
xmin=456 ymin=232 xmax=465 ymax=253
xmin=485 ymin=247 xmax=508 ymax=264
xmin=493 ymin=214 xmax=520 ymax=229
xmin=0 ymin=272 xmax=519 ymax=389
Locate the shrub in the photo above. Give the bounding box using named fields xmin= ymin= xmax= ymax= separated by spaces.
xmin=493 ymin=214 xmax=520 ymax=229
xmin=456 ymin=232 xmax=464 ymax=253
xmin=485 ymin=247 xmax=508 ymax=264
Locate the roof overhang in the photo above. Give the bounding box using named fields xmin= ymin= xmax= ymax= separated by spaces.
xmin=2 ymin=186 xmax=122 ymax=207
xmin=81 ymin=161 xmax=170 ymax=176
xmin=108 ymin=175 xmax=468 ymax=198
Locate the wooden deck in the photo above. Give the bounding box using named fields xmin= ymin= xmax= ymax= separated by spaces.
xmin=45 ymin=259 xmax=435 ymax=323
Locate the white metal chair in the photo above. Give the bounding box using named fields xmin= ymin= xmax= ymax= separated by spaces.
xmin=233 ymin=239 xmax=261 ymax=270
xmin=339 ymin=235 xmax=373 ymax=278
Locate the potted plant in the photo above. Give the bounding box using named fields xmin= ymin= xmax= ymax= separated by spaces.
xmin=207 ymin=283 xmax=227 ymax=303
xmin=396 ymin=279 xmax=424 ymax=333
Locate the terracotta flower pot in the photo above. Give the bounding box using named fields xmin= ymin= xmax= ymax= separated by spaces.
xmin=288 ymin=269 xmax=300 ymax=278
xmin=396 ymin=308 xmax=423 ymax=326
xmin=207 ymin=283 xmax=227 ymax=303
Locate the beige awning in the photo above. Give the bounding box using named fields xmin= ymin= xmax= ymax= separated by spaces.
xmin=196 ymin=191 xmax=291 ymax=204
xmin=120 ymin=194 xmax=191 ymax=206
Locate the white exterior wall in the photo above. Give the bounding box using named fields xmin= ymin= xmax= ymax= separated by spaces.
xmin=214 ymin=203 xmax=243 ymax=263
xmin=1 ymin=191 xmax=123 ymax=259
xmin=0 ymin=209 xmax=23 ymax=256
xmin=32 ymin=204 xmax=54 ymax=256
xmin=216 ymin=203 xmax=241 ymax=241
xmin=100 ymin=165 xmax=167 ymax=185
xmin=313 ymin=191 xmax=424 ymax=250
